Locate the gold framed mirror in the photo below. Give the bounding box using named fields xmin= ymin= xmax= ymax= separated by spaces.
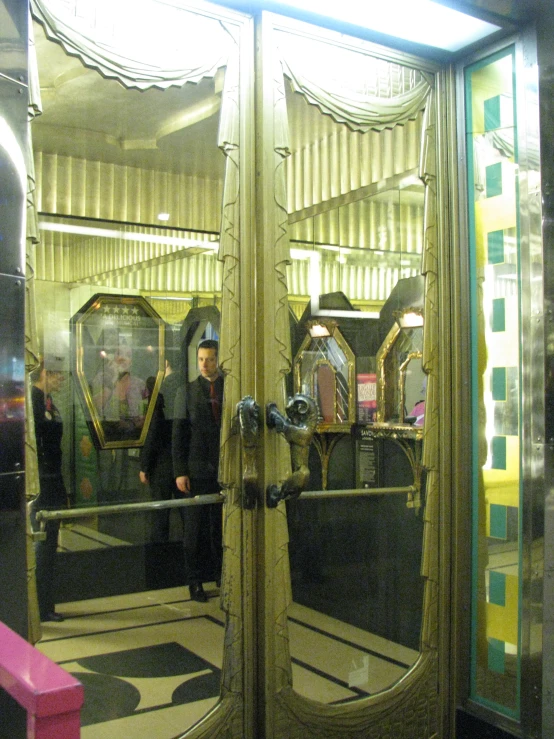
xmin=71 ymin=293 xmax=165 ymax=449
xmin=293 ymin=319 xmax=356 ymax=431
xmin=376 ymin=308 xmax=425 ymax=427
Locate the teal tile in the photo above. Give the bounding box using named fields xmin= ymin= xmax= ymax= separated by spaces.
xmin=488 ymin=638 xmax=506 ymax=674
xmin=492 ymin=298 xmax=506 ymax=332
xmin=489 ymin=570 xmax=506 ymax=606
xmin=486 ymin=162 xmax=503 ymax=198
xmin=492 ymin=367 xmax=507 ymax=401
xmin=487 ymin=230 xmax=505 ymax=264
xmin=490 ymin=503 xmax=507 ymax=539
xmin=484 ymin=96 xmax=501 ymax=131
xmin=491 ymin=436 xmax=507 ymax=470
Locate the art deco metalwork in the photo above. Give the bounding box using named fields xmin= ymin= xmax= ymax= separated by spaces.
xmin=28 ymin=2 xmax=445 ymax=736
xmin=236 ymin=395 xmax=262 ymax=510
xmin=371 ymin=308 xmax=426 ymax=509
xmin=265 ymin=394 xmax=318 ymax=507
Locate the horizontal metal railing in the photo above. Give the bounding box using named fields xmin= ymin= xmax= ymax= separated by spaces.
xmin=35 ymin=485 xmax=415 ymax=526
xmin=32 ymin=486 xmax=418 ymax=540
xmin=298 ymin=486 xmax=417 ymax=500
xmin=35 ymin=493 xmax=224 ymax=526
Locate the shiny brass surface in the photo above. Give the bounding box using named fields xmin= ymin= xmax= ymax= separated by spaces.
xmin=265 ymin=394 xmax=318 ymax=507
xmin=236 ymin=395 xmax=262 ymax=509
xmin=261 ymin=12 xmax=443 ymax=737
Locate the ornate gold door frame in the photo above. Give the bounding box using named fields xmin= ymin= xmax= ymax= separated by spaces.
xmin=250 ymin=11 xmax=452 ymax=739
xmin=28 ymin=2 xmax=454 ymax=736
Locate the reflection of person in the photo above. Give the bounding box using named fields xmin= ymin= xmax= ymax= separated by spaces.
xmin=139 ymin=354 xmax=182 ymax=542
xmin=30 ymin=356 xmax=68 ymax=622
xmin=408 ymin=375 xmax=427 ymax=427
xmin=172 ymin=339 xmax=223 ymax=602
xmin=92 ymin=339 xmax=146 ymax=441
xmin=409 ymin=400 xmax=425 ymax=426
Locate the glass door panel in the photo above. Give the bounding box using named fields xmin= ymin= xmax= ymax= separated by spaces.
xmin=28 ymin=2 xmax=446 ymax=737
xmin=29 ymin=2 xmax=246 ymax=736
xmin=257 ymin=14 xmax=442 ymax=732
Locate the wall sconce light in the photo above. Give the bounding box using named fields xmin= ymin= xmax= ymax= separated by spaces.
xmin=394 ymin=310 xmax=424 ymax=329
xmin=307 ymin=320 xmax=336 ymax=338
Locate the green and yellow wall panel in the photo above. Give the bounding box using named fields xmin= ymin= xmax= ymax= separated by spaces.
xmin=466 ymin=46 xmax=521 ymax=718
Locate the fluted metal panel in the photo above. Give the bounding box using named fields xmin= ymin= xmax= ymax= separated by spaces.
xmin=286 ymin=115 xmax=422 ymax=214
xmin=32 ymin=115 xmax=423 ymax=300
xmin=314 ymin=209 xmax=340 ymax=245
xmin=35 ymin=222 xmax=222 ymax=293
xmin=34 ymin=151 xmax=223 ymax=232
xmin=286 ymin=116 xmax=424 ymax=255
xmin=285 ymin=257 xmax=413 ymax=303
xmin=290 ymin=199 xmax=424 ymax=255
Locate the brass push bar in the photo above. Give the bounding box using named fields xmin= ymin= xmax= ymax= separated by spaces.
xmin=297 ymin=486 xmax=417 ymax=500
xmin=34 ymin=493 xmax=224 ymax=526
xmin=33 ymin=486 xmax=416 ymax=533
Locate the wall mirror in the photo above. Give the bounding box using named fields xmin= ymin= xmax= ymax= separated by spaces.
xmin=29 ymin=3 xmax=231 ymax=731
xmin=294 ymin=320 xmax=355 ymax=430
xmin=376 ymin=309 xmax=425 ymax=426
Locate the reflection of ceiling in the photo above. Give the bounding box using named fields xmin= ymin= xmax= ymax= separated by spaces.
xmin=32 ymin=20 xmax=225 ymax=179
xmin=31 ymin=16 xmax=425 ymax=272
xmin=31 ymin=19 xmax=347 ymax=183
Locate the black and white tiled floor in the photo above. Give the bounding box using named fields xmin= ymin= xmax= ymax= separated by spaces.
xmin=37 ymin=585 xmax=418 ymax=738
xmin=37 ymin=586 xmax=223 ymax=738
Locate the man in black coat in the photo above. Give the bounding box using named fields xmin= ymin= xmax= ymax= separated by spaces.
xmin=172 ymin=339 xmax=223 ymax=602
xmin=30 ymin=356 xmax=68 ymax=622
xmin=139 ymin=353 xmax=183 ymax=542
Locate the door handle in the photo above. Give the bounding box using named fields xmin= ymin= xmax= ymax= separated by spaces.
xmin=265 ymin=394 xmax=318 ymax=508
xmin=236 ymin=395 xmax=262 ymax=510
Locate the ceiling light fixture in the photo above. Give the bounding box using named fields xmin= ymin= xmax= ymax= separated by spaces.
xmin=272 ymin=0 xmax=500 ymax=52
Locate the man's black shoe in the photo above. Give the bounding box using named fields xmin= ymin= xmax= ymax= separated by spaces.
xmin=189 ymin=583 xmax=208 ymax=603
xmin=42 ymin=611 xmax=65 ymax=622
